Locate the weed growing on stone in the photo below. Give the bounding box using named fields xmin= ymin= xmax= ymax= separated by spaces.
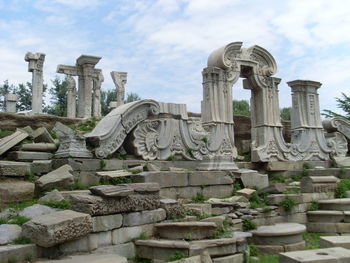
xmin=70 ymin=117 xmax=101 ymax=133
xmin=132 ymin=232 xmax=150 ymax=241
xmin=279 ymin=197 xmax=297 ymax=212
xmin=8 ymin=200 xmax=37 ymax=211
xmin=25 ymin=252 xmax=34 ymax=262
xmin=8 ymin=256 xmax=17 ymax=263
xmin=242 ymin=219 xmax=257 ymax=231
xmin=308 ymin=201 xmax=319 ymax=211
xmin=69 ymin=180 xmax=86 ymax=190
xmin=6 ymin=215 xmax=30 ymax=225
xmin=209 ymin=219 xmax=231 ymax=239
xmin=13 ymin=237 xmax=31 ymax=245
xmin=0 ymin=128 xmax=13 ymax=138
xmin=302 ymin=162 xmax=313 ymax=170
xmin=99 ymin=159 xmax=106 ymax=169
xmin=110 ymin=176 xmax=133 ymax=185
xmin=232 ymin=182 xmax=242 ymax=195
xmin=191 ymin=193 xmax=208 ymax=203
xmin=24 ymin=171 xmax=36 ymax=183
xmin=0 ymin=218 xmax=7 ymax=224
xmin=248 ymin=243 xmax=258 ymax=256
xmin=42 ymin=200 xmax=70 ymax=209
xmin=335 ymin=179 xmax=350 ymax=198
xmin=269 ymin=173 xmax=286 ymax=183
xmin=168 ymin=251 xmax=188 ymax=262
xmin=249 ymin=193 xmax=267 ymax=209
xmin=303 ymin=233 xmax=321 ymax=249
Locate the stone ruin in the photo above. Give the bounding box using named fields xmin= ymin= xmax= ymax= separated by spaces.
xmin=1 ymin=42 xmax=350 ymax=263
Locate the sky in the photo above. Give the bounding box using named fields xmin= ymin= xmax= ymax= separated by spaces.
xmin=1 ymin=0 xmax=350 ymax=114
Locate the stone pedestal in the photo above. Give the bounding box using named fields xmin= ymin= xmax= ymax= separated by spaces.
xmin=54 ymin=135 xmax=93 ymax=158
xmin=5 ymin=94 xmax=17 ymax=113
xmin=24 ymin=52 xmax=45 ymax=114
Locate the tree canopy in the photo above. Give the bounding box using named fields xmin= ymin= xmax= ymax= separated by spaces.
xmin=322 ymin=93 xmax=350 ymax=120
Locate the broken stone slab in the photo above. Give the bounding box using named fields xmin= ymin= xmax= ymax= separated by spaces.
xmin=95 ymin=170 xmax=132 ymax=181
xmin=252 ymin=223 xmax=306 ymax=245
xmin=123 ymin=208 xmax=166 ymax=226
xmin=38 ymin=189 xmax=65 ymax=203
xmin=320 ymin=236 xmax=350 ymax=249
xmin=36 ymin=164 xmax=74 ymax=192
xmin=19 ymin=204 xmax=58 ymax=219
xmin=52 ymin=122 xmax=75 ymax=138
xmin=68 ymin=192 xmax=160 ymax=216
xmin=160 ymin=198 xmax=186 ymax=219
xmin=319 ymin=198 xmax=350 ymax=211
xmin=133 ymin=171 xmax=189 ymax=187
xmin=258 ymin=183 xmax=286 ymax=195
xmin=188 ymin=171 xmax=233 ymax=186
xmin=146 ymin=163 xmax=161 ymax=171
xmin=0 ymin=129 xmax=29 ymax=156
xmin=238 ymin=170 xmax=268 ymax=189
xmin=155 ymin=222 xmax=217 ymax=240
xmin=236 ymin=188 xmax=256 ymax=199
xmin=301 ymin=176 xmax=339 ymax=193
xmin=334 ymin=157 xmax=350 ymax=167
xmin=0 ymin=160 xmax=31 ymax=177
xmin=31 ymin=160 xmax=52 ymax=175
xmin=92 ymin=214 xmax=123 ymax=232
xmin=279 ymin=247 xmax=350 ymax=263
xmin=0 ymin=244 xmax=38 ymax=263
xmin=189 ymin=238 xmax=237 ymax=257
xmin=35 ymin=254 xmax=127 ymax=263
xmin=89 ymin=185 xmax=134 ymax=197
xmin=32 ymin=127 xmax=55 ymax=143
xmin=22 ymin=210 xmax=92 ymax=247
xmin=7 ymin=151 xmax=53 ymax=161
xmin=16 ymin=143 xmax=57 ymax=152
xmin=307 ymin=210 xmax=344 ymax=223
xmin=0 ymin=224 xmax=22 ymax=245
xmin=0 ymin=180 xmax=34 ymax=206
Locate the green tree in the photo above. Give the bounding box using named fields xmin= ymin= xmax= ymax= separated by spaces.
xmin=16 ymin=82 xmax=33 ymax=111
xmin=100 ymin=89 xmax=117 ymax=116
xmin=322 ymin=93 xmax=350 ymax=120
xmin=45 ymin=77 xmax=68 ymax=116
xmin=125 ymin=92 xmax=141 ymax=103
xmin=280 ymin=107 xmax=291 ymax=121
xmin=232 ymin=99 xmax=250 ymax=117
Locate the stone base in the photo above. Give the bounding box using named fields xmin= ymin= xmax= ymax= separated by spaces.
xmin=256 ymin=241 xmax=305 ymax=254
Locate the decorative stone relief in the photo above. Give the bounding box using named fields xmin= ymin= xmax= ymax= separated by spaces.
xmin=323 ymin=117 xmax=350 ymax=141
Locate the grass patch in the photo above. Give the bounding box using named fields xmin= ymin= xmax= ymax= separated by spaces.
xmin=13 ymin=237 xmax=31 ymax=245
xmin=303 ymin=233 xmax=321 ymax=249
xmin=279 ymin=197 xmax=297 ymax=212
xmin=69 ymin=117 xmax=101 ymax=133
xmin=269 ymin=173 xmax=286 ymax=183
xmin=302 ymin=162 xmax=313 ymax=170
xmin=249 ymin=193 xmax=267 ymax=209
xmin=166 ymin=155 xmax=175 ymax=161
xmin=132 ymin=232 xmax=150 ymax=241
xmin=24 ymin=171 xmax=36 ymax=183
xmin=6 ymin=215 xmax=30 ymax=225
xmin=168 ymin=251 xmax=188 ymax=262
xmin=0 ymin=128 xmax=13 ymax=138
xmin=209 ymin=219 xmax=232 ymax=239
xmin=308 ymin=201 xmax=319 ymax=211
xmin=42 ymin=200 xmax=70 ymax=209
xmin=99 ymin=159 xmax=106 ymax=169
xmin=8 ymin=256 xmax=17 ymax=263
xmin=191 ymin=193 xmax=208 ymax=203
xmin=242 ymin=219 xmax=257 ymax=231
xmin=248 ymin=243 xmax=258 ymax=256
xmin=133 ymin=256 xmax=152 ymax=263
xmin=249 ymin=255 xmax=279 ymax=263
xmin=8 ymin=200 xmax=37 ymax=211
xmin=232 ymin=182 xmax=242 ymax=195
xmin=335 ymin=179 xmax=350 ymax=198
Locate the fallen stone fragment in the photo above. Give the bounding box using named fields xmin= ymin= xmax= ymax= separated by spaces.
xmin=32 ymin=127 xmax=55 ymax=143
xmin=0 ymin=129 xmax=29 ymax=156
xmin=19 ymin=204 xmax=57 ymax=219
xmin=89 ymin=185 xmax=134 ymax=197
xmin=31 ymin=160 xmax=52 ymax=175
xmin=16 ymin=143 xmax=57 ymax=152
xmin=236 ymin=188 xmax=256 ymax=199
xmin=95 ymin=170 xmax=132 ymax=181
xmin=0 ymin=161 xmax=31 ymax=177
xmin=258 ymin=183 xmax=286 ymax=195
xmin=36 ymin=164 xmax=74 ymax=192
xmin=0 ymin=180 xmax=34 ymax=206
xmin=38 ymin=189 xmax=65 ymax=203
xmin=22 ymin=210 xmax=92 ymax=247
xmin=52 ymin=122 xmax=75 ymax=138
xmin=0 ymin=224 xmax=22 ymax=245
xmin=7 ymin=151 xmax=53 ymax=161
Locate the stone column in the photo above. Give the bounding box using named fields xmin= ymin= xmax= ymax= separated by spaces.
xmin=287 ymin=80 xmax=323 ymax=129
xmin=111 ymin=71 xmax=127 ymax=107
xmin=66 ymin=76 xmax=77 ymax=118
xmin=24 ymin=52 xmax=45 ymax=114
xmin=76 ymin=55 xmax=101 ymax=118
xmin=93 ymin=72 xmax=104 ymax=117
xmin=5 ymin=94 xmax=17 ymax=113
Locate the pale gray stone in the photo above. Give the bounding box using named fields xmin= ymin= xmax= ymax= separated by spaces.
xmin=59 ymin=234 xmax=97 ymax=254
xmin=0 ymin=129 xmax=29 ymax=156
xmin=200 ymin=216 xmax=226 ymax=227
xmin=31 ymin=160 xmax=52 ymax=175
xmin=0 ymin=180 xmax=34 ymax=206
xmin=301 ymin=176 xmax=339 ymax=193
xmin=95 ymin=170 xmax=132 ymax=181
xmin=146 ymin=163 xmax=161 ymax=171
xmin=279 ymin=247 xmax=350 ymax=263
xmin=155 ymin=222 xmax=217 ymax=240
xmin=122 ymin=208 xmax=166 ymax=226
xmin=307 ymin=210 xmax=344 ymax=223
xmin=7 ymin=151 xmax=53 ymax=161
xmin=22 ymin=210 xmax=92 ymax=247
xmin=202 ymin=185 xmax=233 ymax=198
xmin=334 ymin=157 xmax=350 ymax=167
xmin=320 ymin=236 xmax=350 ymax=249
xmin=212 ymin=254 xmax=243 ymax=263
xmin=90 ymin=185 xmax=134 ymax=197
xmin=0 ymin=161 xmax=31 ymax=177
xmin=112 ymin=224 xmax=153 ymax=244
xmin=184 ymin=203 xmax=212 ymax=216
xmin=93 ymin=242 xmax=135 ymax=259
xmin=17 ymin=143 xmax=57 ymax=152
xmin=55 ymin=135 xmax=93 ymax=159
xmin=36 ymin=254 xmax=127 ymax=263
xmin=36 ymin=164 xmax=74 ymax=192
xmin=189 ymin=238 xmax=237 ymax=257
xmin=111 ymin=71 xmax=127 ymax=107
xmin=236 ymin=188 xmax=256 ymax=199
xmin=89 ymin=231 xmax=112 ymax=247
xmin=258 ymin=183 xmax=286 ymax=194
xmin=134 ymin=171 xmax=189 ymax=187
xmin=0 ymin=244 xmax=38 ymax=263
xmin=240 ymin=171 xmax=268 ymax=189
xmin=52 ymin=122 xmax=74 ymax=138
xmin=188 ymin=171 xmax=233 ymax=186
xmin=32 ymin=127 xmax=55 ymax=143
xmin=319 ymin=198 xmax=350 ymax=211
xmin=38 ymin=189 xmax=65 ymax=203
xmin=0 ymin=224 xmax=22 ymax=245
xmin=92 ymin=214 xmax=123 ymax=232
xmin=5 ymin=94 xmax=17 ymax=113
xmin=19 ymin=204 xmax=58 ymax=219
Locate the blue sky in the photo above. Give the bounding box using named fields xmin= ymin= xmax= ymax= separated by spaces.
xmin=1 ymin=0 xmax=350 ymax=114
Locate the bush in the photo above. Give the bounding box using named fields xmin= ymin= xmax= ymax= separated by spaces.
xmin=168 ymin=251 xmax=188 ymax=262
xmin=279 ymin=197 xmax=297 ymax=212
xmin=242 ymin=219 xmax=257 ymax=231
xmin=42 ymin=200 xmax=70 ymax=209
xmin=335 ymin=179 xmax=350 ymax=198
xmin=308 ymin=201 xmax=319 ymax=211
xmin=191 ymin=193 xmax=208 ymax=203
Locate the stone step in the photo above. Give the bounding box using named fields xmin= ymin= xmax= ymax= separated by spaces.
xmin=0 ymin=160 xmax=31 ymax=177
xmin=307 ymin=222 xmax=350 ymax=234
xmin=154 ymin=222 xmax=217 ymax=240
xmin=279 ymin=247 xmax=350 ymax=263
xmin=36 ymin=254 xmax=127 ymax=263
xmin=307 ymin=210 xmax=346 ymax=223
xmin=318 ymin=198 xmax=350 ymax=211
xmin=135 ymin=238 xmax=238 ymax=260
xmin=300 ymin=176 xmax=339 ymax=193
xmin=320 ymin=236 xmax=350 ymax=249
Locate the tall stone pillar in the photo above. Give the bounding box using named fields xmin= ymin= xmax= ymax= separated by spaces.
xmin=66 ymin=76 xmax=77 ymax=118
xmin=5 ymin=94 xmax=17 ymax=113
xmin=93 ymin=72 xmax=104 ymax=117
xmin=24 ymin=52 xmax=45 ymax=114
xmin=111 ymin=71 xmax=127 ymax=107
